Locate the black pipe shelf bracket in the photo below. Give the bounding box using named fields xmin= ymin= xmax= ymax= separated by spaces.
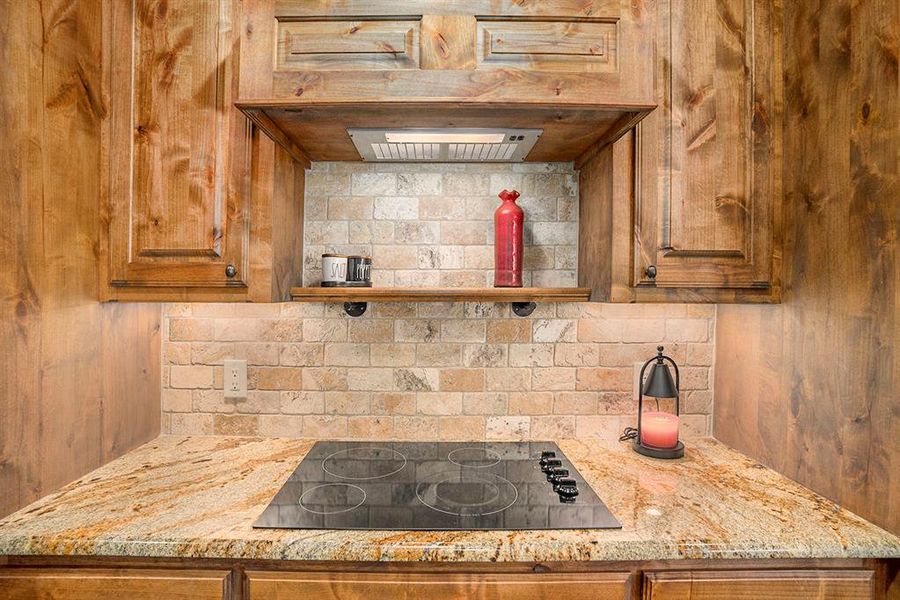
xmin=343 ymin=302 xmax=368 ymax=317
xmin=511 ymin=302 xmax=537 ymax=317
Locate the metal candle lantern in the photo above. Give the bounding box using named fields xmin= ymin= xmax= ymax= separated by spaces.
xmin=628 ymin=346 xmax=684 ymax=459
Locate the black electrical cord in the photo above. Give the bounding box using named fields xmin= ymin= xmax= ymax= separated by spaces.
xmin=619 ymin=427 xmax=638 ymax=442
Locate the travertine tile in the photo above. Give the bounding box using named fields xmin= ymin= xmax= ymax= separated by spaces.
xmin=213 ymin=414 xmax=258 ymax=436
xmin=417 ymin=392 xmax=462 ymax=415
xmin=372 ymin=392 xmax=416 ymax=415
xmin=486 ymin=416 xmax=530 ymax=440
xmin=160 ymin=163 xmax=715 ymax=441
xmin=169 ymin=319 xmax=214 ymax=342
xmin=487 ymin=320 xmax=532 ymax=343
xmin=348 ymin=416 xmax=393 ymax=438
xmin=508 ymin=343 xmax=554 ymax=367
xmin=554 ymin=392 xmax=599 ymax=415
xmin=508 ymin=392 xmax=553 ymax=415
xmin=461 ymin=392 xmax=508 ymax=415
xmin=170 ymin=366 xmax=214 ymax=389
xmin=439 ymin=368 xmax=486 ymax=392
xmin=438 ymin=416 xmax=486 ymax=440
xmin=255 ymin=367 xmax=302 ymax=390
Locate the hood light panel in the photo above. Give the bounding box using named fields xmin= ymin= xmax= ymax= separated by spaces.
xmin=348 ymin=128 xmax=542 ymax=162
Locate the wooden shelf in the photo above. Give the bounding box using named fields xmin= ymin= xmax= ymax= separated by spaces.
xmin=290 ymin=287 xmax=592 ymax=303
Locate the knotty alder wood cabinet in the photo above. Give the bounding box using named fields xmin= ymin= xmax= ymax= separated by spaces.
xmin=1 ymin=560 xmax=895 ymax=599
xmin=101 ymin=0 xmax=305 ymax=302
xmin=101 ymin=0 xmax=782 ymax=303
xmin=579 ymin=0 xmax=782 ymax=302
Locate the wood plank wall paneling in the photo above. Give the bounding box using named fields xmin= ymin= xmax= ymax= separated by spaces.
xmin=0 ymin=0 xmax=160 ymax=518
xmin=714 ymin=0 xmax=899 ymax=534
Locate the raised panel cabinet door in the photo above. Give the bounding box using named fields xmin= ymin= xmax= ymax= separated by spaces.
xmin=0 ymin=568 xmax=229 ymax=600
xmin=634 ymin=0 xmax=780 ymax=289
xmin=247 ymin=571 xmax=634 ymax=600
xmin=106 ymin=0 xmax=249 ymax=289
xmin=643 ymin=569 xmax=875 ymax=600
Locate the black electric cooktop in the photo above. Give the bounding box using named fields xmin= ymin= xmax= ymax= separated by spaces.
xmin=254 ymin=441 xmax=621 ymax=531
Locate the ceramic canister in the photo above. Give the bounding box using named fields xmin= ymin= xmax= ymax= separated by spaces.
xmin=322 ymin=254 xmax=348 ymax=284
xmin=346 ymin=256 xmax=372 ymax=283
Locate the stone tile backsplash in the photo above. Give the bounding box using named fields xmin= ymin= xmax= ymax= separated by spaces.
xmin=302 ymin=162 xmax=578 ymax=288
xmin=160 ymin=162 xmax=714 ymax=441
xmin=161 ymin=302 xmax=715 ymax=440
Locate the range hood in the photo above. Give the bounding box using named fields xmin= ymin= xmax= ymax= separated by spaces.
xmin=348 ymin=128 xmax=542 ymax=162
xmin=235 ymin=101 xmax=651 ymax=168
xmin=233 ymin=2 xmax=656 ymax=168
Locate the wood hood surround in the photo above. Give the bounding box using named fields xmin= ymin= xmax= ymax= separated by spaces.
xmin=236 ymin=0 xmax=657 ymax=167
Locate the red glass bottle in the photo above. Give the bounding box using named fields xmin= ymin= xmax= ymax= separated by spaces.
xmin=494 ymin=189 xmax=524 ymax=287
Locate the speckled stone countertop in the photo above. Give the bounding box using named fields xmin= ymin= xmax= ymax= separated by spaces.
xmin=1 ymin=436 xmax=897 ymax=562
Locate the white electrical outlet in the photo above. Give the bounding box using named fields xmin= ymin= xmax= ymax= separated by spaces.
xmin=223 ymin=359 xmax=247 ymax=399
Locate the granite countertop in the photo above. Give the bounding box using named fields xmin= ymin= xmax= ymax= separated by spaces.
xmin=0 ymin=436 xmax=897 ymax=562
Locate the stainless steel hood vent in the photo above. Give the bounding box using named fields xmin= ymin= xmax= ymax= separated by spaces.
xmin=347 ymin=128 xmax=542 ymax=162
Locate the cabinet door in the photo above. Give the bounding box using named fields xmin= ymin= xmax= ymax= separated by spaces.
xmin=105 ymin=0 xmax=249 ymax=291
xmin=633 ymin=0 xmax=780 ymax=290
xmin=247 ymin=571 xmax=633 ymax=600
xmin=0 ymin=568 xmax=228 ymax=600
xmin=643 ymin=569 xmax=875 ymax=600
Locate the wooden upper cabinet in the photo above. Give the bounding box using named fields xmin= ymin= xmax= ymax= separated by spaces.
xmin=265 ymin=0 xmax=655 ymax=107
xmin=103 ymin=0 xmax=250 ymax=296
xmin=632 ymin=0 xmax=781 ymax=292
xmin=102 ymin=0 xmax=305 ymax=301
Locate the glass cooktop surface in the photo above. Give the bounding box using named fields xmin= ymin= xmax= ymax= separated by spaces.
xmin=253 ymin=441 xmax=621 ymax=531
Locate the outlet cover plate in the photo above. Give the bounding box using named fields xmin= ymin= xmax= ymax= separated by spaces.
xmin=224 ymin=359 xmax=247 ymax=399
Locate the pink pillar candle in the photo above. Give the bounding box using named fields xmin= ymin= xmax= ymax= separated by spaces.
xmin=640 ymin=411 xmax=680 ymax=449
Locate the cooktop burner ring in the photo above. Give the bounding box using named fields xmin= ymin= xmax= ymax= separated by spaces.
xmin=321 ymin=446 xmax=407 ymax=481
xmin=447 ymin=446 xmax=502 ymax=468
xmin=298 ymin=483 xmax=366 ymax=515
xmin=415 ymin=471 xmax=519 ymax=517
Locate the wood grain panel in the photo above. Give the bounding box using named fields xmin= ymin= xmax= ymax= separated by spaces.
xmin=0 ymin=568 xmax=228 ymax=600
xmin=291 ymin=287 xmax=591 ymax=303
xmin=274 ymin=0 xmax=626 ymax=18
xmin=714 ymin=0 xmax=899 ymax=534
xmin=421 ymin=15 xmax=476 ymax=70
xmin=643 ymin=569 xmax=875 ymax=600
xmin=0 ymin=0 xmax=160 ymax=518
xmin=633 ymin=0 xmax=781 ymax=290
xmin=105 ymin=0 xmax=249 ymax=289
xmin=477 ymin=19 xmax=617 ymax=72
xmin=276 ymin=20 xmax=420 ymax=70
xmin=248 ymin=571 xmax=633 ymax=600
xmin=236 ymin=102 xmax=644 ymax=163
xmin=577 ymin=131 xmax=777 ymax=303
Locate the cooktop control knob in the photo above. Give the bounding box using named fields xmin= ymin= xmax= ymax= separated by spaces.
xmin=540 ymin=459 xmax=562 ymax=473
xmin=546 ymin=467 xmax=569 ymax=483
xmin=554 ymin=479 xmax=579 ymax=503
xmin=538 ymin=451 xmax=557 ymax=467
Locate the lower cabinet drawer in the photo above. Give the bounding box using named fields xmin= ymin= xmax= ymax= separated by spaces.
xmin=247 ymin=571 xmax=634 ymax=600
xmin=0 ymin=568 xmax=229 ymax=600
xmin=643 ymin=569 xmax=875 ymax=600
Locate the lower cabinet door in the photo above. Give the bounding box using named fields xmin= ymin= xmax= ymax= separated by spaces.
xmin=247 ymin=571 xmax=633 ymax=600
xmin=643 ymin=569 xmax=875 ymax=600
xmin=0 ymin=568 xmax=229 ymax=600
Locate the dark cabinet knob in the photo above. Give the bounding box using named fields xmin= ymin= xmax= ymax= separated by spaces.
xmin=645 ymin=265 xmax=657 ymax=279
xmin=225 ymin=264 xmax=237 ymax=278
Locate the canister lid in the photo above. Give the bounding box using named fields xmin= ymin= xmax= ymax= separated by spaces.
xmin=322 ymin=253 xmax=349 ymax=258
